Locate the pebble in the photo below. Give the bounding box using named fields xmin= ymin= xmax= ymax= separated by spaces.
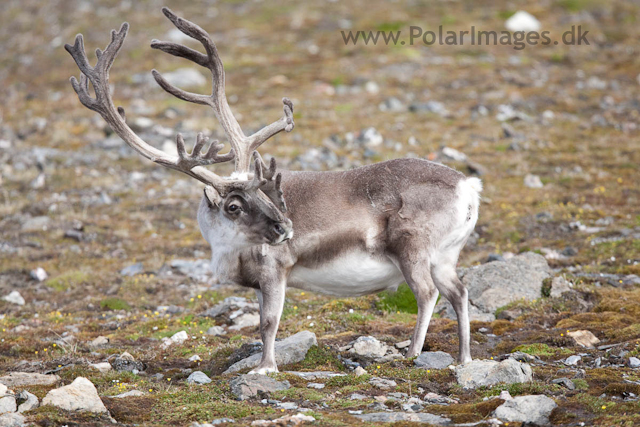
xmin=2 ymin=291 xmax=25 ymax=306
xmin=628 ymin=357 xmax=640 ymax=368
xmin=565 ymin=355 xmax=582 ymax=366
xmin=30 ymin=268 xmax=48 ymax=282
xmin=187 ymin=371 xmax=212 ymax=385
xmin=524 ymin=174 xmax=544 ymax=188
xmin=206 ymin=326 xmax=225 ymax=336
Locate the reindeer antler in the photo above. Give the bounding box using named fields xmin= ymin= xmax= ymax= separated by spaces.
xmin=151 ymin=7 xmax=294 ymax=174
xmin=65 ymin=23 xmax=237 ymax=192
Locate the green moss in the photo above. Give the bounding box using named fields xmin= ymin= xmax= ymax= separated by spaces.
xmin=287 ymin=345 xmax=346 ymax=372
xmin=512 ymin=343 xmax=572 ymax=357
xmin=376 ymin=283 xmax=418 ymax=314
xmin=100 ymin=297 xmax=131 ymax=311
xmin=46 ymin=270 xmax=90 ymax=292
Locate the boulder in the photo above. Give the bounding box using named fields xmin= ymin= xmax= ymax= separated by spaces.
xmin=0 ymin=384 xmax=16 ymax=414
xmin=494 ymin=394 xmax=557 ymax=425
xmin=0 ymin=413 xmax=26 ymax=427
xmin=42 ymin=377 xmax=107 ymax=413
xmin=350 ymin=336 xmax=388 ymax=358
xmin=435 ymin=252 xmax=551 ymax=321
xmin=0 ymin=372 xmax=60 ymax=387
xmin=414 ymin=351 xmax=454 ymax=370
xmin=225 ymin=331 xmax=317 ymax=373
xmin=16 ymin=391 xmax=38 ymax=412
xmin=455 ymin=359 xmax=533 ymax=389
xmin=567 ymin=330 xmax=599 ymax=349
xmin=229 ymin=374 xmax=290 ymax=400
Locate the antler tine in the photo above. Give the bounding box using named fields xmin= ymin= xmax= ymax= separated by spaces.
xmin=252 ymin=152 xmax=286 ymax=212
xmin=66 ymin=21 xmax=236 ymax=193
xmin=151 ymin=8 xmax=294 ymax=176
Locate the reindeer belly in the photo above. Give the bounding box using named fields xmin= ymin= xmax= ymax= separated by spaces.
xmin=288 ymin=251 xmax=404 ymax=297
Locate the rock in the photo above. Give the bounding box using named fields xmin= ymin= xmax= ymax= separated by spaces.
xmin=229 ymin=312 xmax=260 ymax=331
xmin=229 ymin=374 xmax=290 ymax=400
xmin=369 ymin=377 xmax=397 ymax=390
xmin=356 ymin=128 xmax=383 ymax=148
xmin=170 ymin=259 xmax=214 ymax=283
xmin=285 ymin=371 xmax=345 ymax=380
xmin=354 ymin=366 xmax=367 ymax=377
xmin=350 ymin=336 xmax=388 ymax=358
xmin=16 ymin=390 xmax=38 ymax=412
xmin=378 ymin=97 xmax=405 ymax=112
xmin=628 ymin=357 xmax=640 ymax=368
xmin=355 ymin=412 xmax=450 ymax=424
xmin=0 ymin=372 xmax=60 ymax=387
xmin=567 ymin=330 xmax=600 ymax=349
xmin=423 ymin=392 xmax=458 ymax=405
xmin=21 ymin=216 xmax=51 ymax=232
xmin=552 ymin=377 xmax=575 ymax=390
xmin=251 ymin=413 xmax=315 ymax=426
xmin=0 ymin=384 xmax=16 ymax=414
xmin=120 ymin=262 xmax=144 ymax=277
xmin=42 ymin=377 xmax=107 ymax=413
xmin=162 ymin=330 xmax=189 ymax=348
xmin=203 ymin=297 xmax=258 ymax=319
xmin=206 ymin=326 xmax=225 ymax=336
xmin=409 ymin=101 xmax=448 ymax=116
xmin=550 ymin=276 xmax=572 ymax=298
xmin=493 ymin=395 xmax=557 ymax=425
xmin=524 ymin=174 xmax=544 ymax=188
xmin=161 ymin=68 xmax=207 ymax=88
xmin=505 ymin=11 xmax=541 ymax=32
xmin=112 ymin=352 xmax=144 ymax=372
xmin=414 ymin=351 xmax=454 ymax=370
xmin=436 ymin=252 xmax=550 ymax=320
xmin=189 ymin=355 xmax=202 ymax=362
xmin=307 ymin=382 xmax=324 ymax=389
xmin=30 ymin=267 xmax=48 ymax=282
xmin=89 ymin=362 xmax=112 ymax=373
xmin=0 ymin=413 xmax=26 ymax=427
xmin=455 ymin=359 xmax=533 ymax=389
xmin=187 ymin=371 xmax=211 ymax=385
xmin=2 ymin=291 xmax=25 ymax=306
xmin=112 ymin=390 xmax=146 ymax=398
xmin=395 ymin=340 xmax=411 ymax=349
xmin=565 ymin=355 xmax=581 ymax=366
xmin=350 ymin=393 xmax=367 ymax=400
xmin=440 ymin=147 xmax=467 ymax=162
xmin=89 ymin=336 xmax=109 ymax=348
xmin=225 ymin=331 xmax=317 ymax=373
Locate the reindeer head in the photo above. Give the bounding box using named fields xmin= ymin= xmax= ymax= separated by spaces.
xmin=66 ymin=7 xmax=294 ymax=248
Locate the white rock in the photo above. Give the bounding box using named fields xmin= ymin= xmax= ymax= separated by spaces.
xmin=307 ymin=382 xmax=325 ymax=389
xmin=112 ymin=390 xmax=146 ymax=398
xmin=524 ymin=174 xmax=544 ymax=188
xmin=505 ymin=11 xmax=541 ymax=32
xmin=550 ymin=276 xmax=572 ymax=298
xmin=187 ymin=371 xmax=211 ymax=385
xmin=2 ymin=291 xmax=25 ymax=306
xmin=162 ymin=330 xmax=189 ymax=348
xmin=565 ymin=355 xmax=581 ymax=366
xmin=494 ymin=394 xmax=557 ymax=425
xmin=365 ymin=81 xmax=380 ymax=95
xmin=42 ymin=377 xmax=107 ymax=413
xmin=89 ymin=362 xmax=112 ymax=373
xmin=455 ymin=359 xmax=533 ymax=389
xmin=350 ymin=336 xmax=388 ymax=358
xmin=17 ymin=390 xmax=38 ymax=412
xmin=189 ymin=355 xmax=202 ymax=362
xmin=0 ymin=384 xmax=16 ymax=414
xmin=0 ymin=413 xmax=25 ymax=427
xmin=395 ymin=340 xmax=411 ymax=349
xmin=89 ymin=336 xmax=109 ymax=348
xmin=354 ymin=366 xmax=367 ymax=377
xmin=30 ymin=267 xmax=48 ymax=282
xmin=567 ymin=330 xmax=599 ymax=349
xmin=0 ymin=372 xmax=60 ymax=387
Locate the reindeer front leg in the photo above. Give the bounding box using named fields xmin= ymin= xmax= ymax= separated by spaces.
xmin=249 ymin=279 xmax=285 ymax=374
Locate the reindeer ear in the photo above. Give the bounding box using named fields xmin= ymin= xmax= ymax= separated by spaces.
xmin=204 ymin=186 xmax=222 ymax=208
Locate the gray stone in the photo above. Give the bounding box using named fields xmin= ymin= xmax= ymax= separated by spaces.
xmin=414 ymin=351 xmax=455 ymax=370
xmin=229 ymin=374 xmax=290 ymax=400
xmin=228 ymin=312 xmax=260 ymax=331
xmin=2 ymin=291 xmax=25 ymax=306
xmin=120 ymin=262 xmax=144 ymax=276
xmin=30 ymin=267 xmax=48 ymax=282
xmin=629 ymin=357 xmax=640 ymax=368
xmin=369 ymin=377 xmax=397 ymax=390
xmin=89 ymin=336 xmax=109 ymax=348
xmin=16 ymin=390 xmax=38 ymax=412
xmin=161 ymin=330 xmax=189 ymax=348
xmin=206 ymin=326 xmax=225 ymax=336
xmin=436 ymin=252 xmax=550 ymax=320
xmin=307 ymin=383 xmax=325 ymax=389
xmin=550 ymin=276 xmax=572 ymax=298
xmin=355 ymin=412 xmax=450 ymax=424
xmin=224 ymin=331 xmax=317 ymax=373
xmin=524 ymin=174 xmax=544 ymax=188
xmin=42 ymin=377 xmax=107 ymax=413
xmin=112 ymin=390 xmax=146 ymax=398
xmin=350 ymin=336 xmax=388 ymax=358
xmin=286 ymin=371 xmax=345 ymax=380
xmin=455 ymin=359 xmax=533 ymax=389
xmin=350 ymin=393 xmax=368 ymax=400
xmin=170 ymin=259 xmax=214 ymax=283
xmin=395 ymin=340 xmax=411 ymax=349
xmin=89 ymin=362 xmax=112 ymax=373
xmin=494 ymin=395 xmax=557 ymax=425
xmin=0 ymin=384 xmax=16 ymax=414
xmin=0 ymin=372 xmax=60 ymax=387
xmin=565 ymin=355 xmax=581 ymax=366
xmin=0 ymin=413 xmax=26 ymax=427
xmin=21 ymin=216 xmax=51 ymax=232
xmin=187 ymin=371 xmax=211 ymax=385
xmin=552 ymin=378 xmax=575 ymax=390
xmin=203 ymin=297 xmax=258 ymax=319
xmin=354 ymin=366 xmax=367 ymax=377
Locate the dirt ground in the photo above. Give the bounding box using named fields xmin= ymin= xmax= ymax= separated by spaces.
xmin=1 ymin=0 xmax=639 ymax=426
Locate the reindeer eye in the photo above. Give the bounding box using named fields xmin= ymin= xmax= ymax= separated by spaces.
xmin=228 ymin=204 xmax=240 ymax=213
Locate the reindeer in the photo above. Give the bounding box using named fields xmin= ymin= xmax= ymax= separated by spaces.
xmin=66 ymin=8 xmax=482 ymax=374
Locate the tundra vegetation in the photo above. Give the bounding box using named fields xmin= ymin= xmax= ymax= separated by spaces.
xmin=0 ymin=0 xmax=639 ymax=426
